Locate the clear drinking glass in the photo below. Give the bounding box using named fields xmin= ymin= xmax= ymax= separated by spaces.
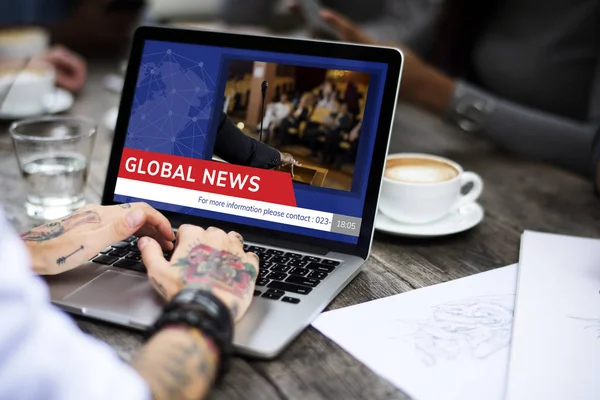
xmin=10 ymin=116 xmax=97 ymax=220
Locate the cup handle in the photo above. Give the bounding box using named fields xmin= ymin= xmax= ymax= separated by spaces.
xmin=454 ymin=171 xmax=483 ymax=210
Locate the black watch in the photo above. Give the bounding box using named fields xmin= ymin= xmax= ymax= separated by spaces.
xmin=146 ymin=289 xmax=234 ymax=384
xmin=447 ymin=81 xmax=496 ymax=133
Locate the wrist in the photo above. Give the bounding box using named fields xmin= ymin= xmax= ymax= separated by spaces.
xmin=408 ymin=67 xmax=455 ymax=116
xmin=162 ymin=324 xmax=220 ymax=360
xmin=147 ymin=288 xmax=234 ymax=384
xmin=445 ymin=81 xmax=496 ymax=133
xmin=182 ymin=285 xmax=241 ymax=320
xmin=24 ymin=242 xmax=51 ymax=275
xmin=399 ymin=52 xmax=455 ymax=116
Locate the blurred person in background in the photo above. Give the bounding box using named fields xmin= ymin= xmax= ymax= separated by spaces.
xmin=315 ymin=78 xmax=338 ymax=111
xmin=262 ymin=92 xmax=293 ymax=143
xmin=278 ymin=92 xmax=315 ymax=145
xmin=304 ymin=99 xmax=353 ymax=162
xmin=0 ymin=39 xmax=87 ymax=93
xmin=0 ymin=0 xmax=143 ymax=57
xmin=220 ymin=0 xmax=443 ymax=48
xmin=312 ymin=1 xmax=600 ymax=176
xmin=332 ymin=119 xmax=361 ymax=169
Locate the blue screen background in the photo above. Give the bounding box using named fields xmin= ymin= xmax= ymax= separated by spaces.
xmin=116 ymin=40 xmax=388 ymax=244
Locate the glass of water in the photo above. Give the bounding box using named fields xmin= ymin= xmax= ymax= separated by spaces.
xmin=10 ymin=116 xmax=97 ymax=220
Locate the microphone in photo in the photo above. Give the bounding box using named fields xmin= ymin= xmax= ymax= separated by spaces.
xmin=259 ymin=80 xmax=268 ymax=142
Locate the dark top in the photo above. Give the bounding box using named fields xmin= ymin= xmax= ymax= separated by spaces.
xmin=214 ymin=112 xmax=281 ymax=169
xmin=285 ymin=107 xmax=310 ymax=128
xmin=338 ymin=114 xmax=353 ymax=133
xmin=470 ymin=0 xmax=600 ymax=121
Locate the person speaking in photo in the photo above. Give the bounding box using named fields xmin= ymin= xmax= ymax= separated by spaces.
xmin=215 ymin=112 xmax=299 ymax=170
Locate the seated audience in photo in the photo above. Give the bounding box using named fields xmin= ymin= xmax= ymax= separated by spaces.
xmin=333 ymin=120 xmax=361 ymax=169
xmin=344 ymin=79 xmax=360 ymax=116
xmin=277 ymin=93 xmax=315 ymax=145
xmin=304 ymin=100 xmax=353 ymax=163
xmin=216 ymin=112 xmax=299 ymax=169
xmin=261 ymin=93 xmax=293 ymax=142
xmin=316 ymin=79 xmax=338 ymax=110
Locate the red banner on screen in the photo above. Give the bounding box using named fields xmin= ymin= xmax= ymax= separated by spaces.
xmin=118 ymin=149 xmax=297 ymax=207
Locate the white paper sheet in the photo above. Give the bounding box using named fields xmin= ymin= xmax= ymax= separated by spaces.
xmin=506 ymin=232 xmax=600 ymax=400
xmin=312 ymin=265 xmax=518 ymax=400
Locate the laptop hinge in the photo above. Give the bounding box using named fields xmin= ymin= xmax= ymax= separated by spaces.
xmin=170 ymin=219 xmax=331 ymax=255
xmin=244 ymin=233 xmax=330 ymax=255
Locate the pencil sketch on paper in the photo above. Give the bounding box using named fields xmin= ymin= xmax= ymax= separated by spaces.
xmin=569 ymin=316 xmax=600 ymax=338
xmin=568 ymin=290 xmax=600 ymax=339
xmin=390 ymin=295 xmax=515 ymax=367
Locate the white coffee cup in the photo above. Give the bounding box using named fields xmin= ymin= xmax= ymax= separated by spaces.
xmin=379 ymin=153 xmax=483 ymax=224
xmin=0 ymin=27 xmax=49 ymax=60
xmin=0 ymin=60 xmax=55 ymax=116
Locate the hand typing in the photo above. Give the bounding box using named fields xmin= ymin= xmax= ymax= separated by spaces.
xmin=139 ymin=225 xmax=259 ymax=322
xmin=20 ymin=203 xmax=174 ymax=275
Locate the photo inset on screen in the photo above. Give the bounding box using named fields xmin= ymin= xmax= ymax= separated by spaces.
xmin=221 ymin=60 xmax=370 ymax=192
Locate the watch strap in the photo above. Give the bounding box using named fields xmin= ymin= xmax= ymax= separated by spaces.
xmin=446 ymin=80 xmax=496 ymax=132
xmin=146 ymin=289 xmax=234 ymax=384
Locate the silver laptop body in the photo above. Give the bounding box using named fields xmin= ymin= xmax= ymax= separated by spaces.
xmin=46 ymin=26 xmax=403 ymax=358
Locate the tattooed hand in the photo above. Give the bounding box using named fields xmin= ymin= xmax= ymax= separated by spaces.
xmin=138 ymin=225 xmax=259 ymax=322
xmin=21 ymin=203 xmax=175 ymax=275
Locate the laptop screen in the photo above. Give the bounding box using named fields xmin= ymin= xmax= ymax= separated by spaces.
xmin=113 ymin=39 xmax=389 ymax=245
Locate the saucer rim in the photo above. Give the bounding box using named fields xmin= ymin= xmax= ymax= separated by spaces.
xmin=0 ymin=88 xmax=73 ymax=120
xmin=374 ymin=202 xmax=484 ymax=238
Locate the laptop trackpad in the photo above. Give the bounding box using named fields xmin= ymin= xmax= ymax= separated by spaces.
xmin=64 ymin=270 xmax=164 ymax=327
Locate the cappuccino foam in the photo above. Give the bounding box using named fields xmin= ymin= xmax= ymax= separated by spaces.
xmin=385 ymin=158 xmax=458 ymax=183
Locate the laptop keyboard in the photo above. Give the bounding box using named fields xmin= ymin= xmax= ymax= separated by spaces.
xmin=246 ymin=244 xmax=341 ymax=304
xmin=91 ymin=238 xmax=342 ymax=305
xmin=92 ymin=236 xmax=171 ymax=274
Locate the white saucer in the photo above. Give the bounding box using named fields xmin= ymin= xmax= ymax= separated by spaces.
xmin=103 ymin=107 xmax=118 ymax=131
xmin=374 ymin=202 xmax=484 ymax=238
xmin=0 ymin=88 xmax=74 ymax=120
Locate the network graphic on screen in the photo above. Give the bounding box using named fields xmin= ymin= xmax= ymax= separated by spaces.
xmin=125 ymin=47 xmax=216 ymax=159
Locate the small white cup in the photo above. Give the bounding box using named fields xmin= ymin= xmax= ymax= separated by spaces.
xmin=0 ymin=60 xmax=55 ymax=116
xmin=379 ymin=153 xmax=483 ymax=224
xmin=0 ymin=27 xmax=49 ymax=60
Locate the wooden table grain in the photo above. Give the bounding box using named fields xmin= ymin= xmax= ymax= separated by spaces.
xmin=2 ymin=63 xmax=600 ymax=400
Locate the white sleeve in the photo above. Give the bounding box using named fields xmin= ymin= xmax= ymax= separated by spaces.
xmin=0 ymin=212 xmax=150 ymax=400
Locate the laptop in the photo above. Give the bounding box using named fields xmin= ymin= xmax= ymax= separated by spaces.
xmin=45 ymin=26 xmax=402 ymax=358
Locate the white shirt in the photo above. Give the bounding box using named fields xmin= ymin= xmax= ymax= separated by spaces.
xmin=0 ymin=211 xmax=150 ymax=400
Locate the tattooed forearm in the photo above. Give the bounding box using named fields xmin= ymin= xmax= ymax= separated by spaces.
xmin=119 ymin=203 xmax=132 ymax=209
xmin=56 ymin=245 xmax=84 ymax=265
xmin=172 ymin=244 xmax=257 ymax=298
xmin=131 ymin=327 xmax=218 ymax=400
xmin=20 ymin=210 xmax=101 ymax=242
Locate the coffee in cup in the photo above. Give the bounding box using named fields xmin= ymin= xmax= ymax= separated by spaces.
xmin=0 ymin=60 xmax=55 ymax=116
xmin=379 ymin=153 xmax=483 ymax=224
xmin=384 ymin=157 xmax=459 ymax=184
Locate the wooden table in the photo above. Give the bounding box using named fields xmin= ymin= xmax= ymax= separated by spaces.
xmin=2 ymin=63 xmax=600 ymax=399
